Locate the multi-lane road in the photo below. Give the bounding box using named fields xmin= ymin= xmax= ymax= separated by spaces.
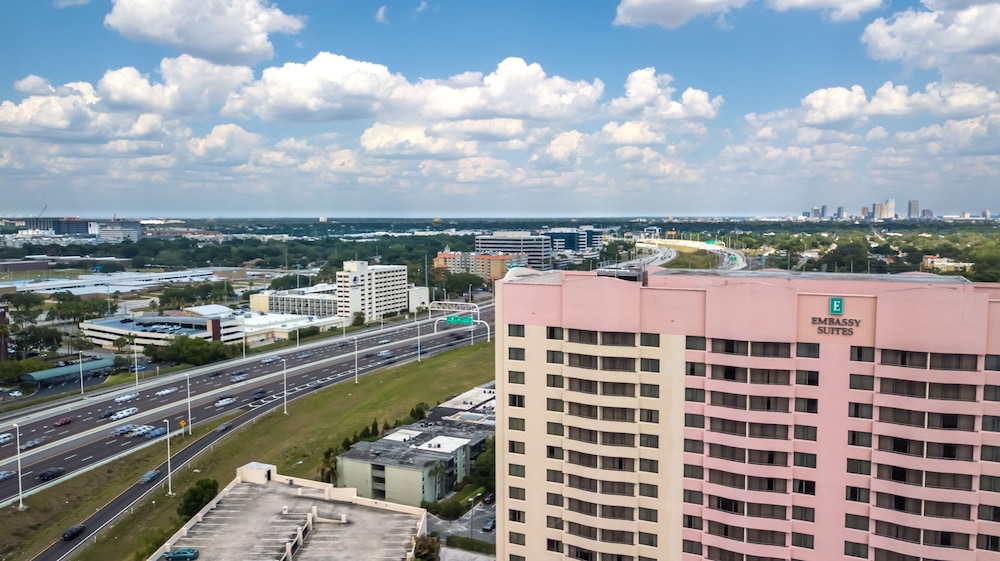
xmin=1 ymin=306 xmax=494 ymax=560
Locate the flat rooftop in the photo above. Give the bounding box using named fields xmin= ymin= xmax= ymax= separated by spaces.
xmin=172 ymin=479 xmax=422 ymax=561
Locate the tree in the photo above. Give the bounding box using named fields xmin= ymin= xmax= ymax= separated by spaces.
xmin=370 ymin=418 xmax=380 ymax=438
xmin=469 ymin=437 xmax=495 ymax=491
xmin=427 ymin=460 xmax=447 ymax=500
xmin=442 ymin=272 xmax=485 ymax=296
xmin=412 ymin=535 xmax=440 ymax=561
xmin=113 ymin=336 xmax=128 ymax=353
xmin=352 ymin=312 xmax=365 ymax=327
xmin=318 ymin=446 xmax=339 ymax=486
xmin=177 ymin=478 xmax=220 ymax=521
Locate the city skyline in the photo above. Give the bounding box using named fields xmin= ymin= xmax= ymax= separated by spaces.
xmin=2 ymin=1 xmax=999 ymax=217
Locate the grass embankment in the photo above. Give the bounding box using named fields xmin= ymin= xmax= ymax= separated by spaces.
xmin=661 ymin=248 xmax=721 ymax=269
xmin=3 ymin=342 xmax=495 ymax=561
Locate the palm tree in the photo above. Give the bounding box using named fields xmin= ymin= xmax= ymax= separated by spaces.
xmin=318 ymin=447 xmax=339 ymax=486
xmin=113 ymin=336 xmax=127 ymax=353
xmin=427 ymin=460 xmax=447 ymax=500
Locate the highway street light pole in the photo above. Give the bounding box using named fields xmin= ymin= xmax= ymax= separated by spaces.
xmin=78 ymin=351 xmax=84 ymax=395
xmin=13 ymin=423 xmax=24 ymax=510
xmin=164 ymin=420 xmax=173 ymax=496
xmin=417 ymin=321 xmax=421 ymax=362
xmin=133 ymin=345 xmax=139 ymax=387
xmin=185 ymin=373 xmax=193 ymax=435
xmin=353 ymin=336 xmax=359 ymax=384
xmin=281 ymin=358 xmax=288 ymax=415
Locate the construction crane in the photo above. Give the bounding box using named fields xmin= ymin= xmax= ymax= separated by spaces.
xmin=37 ymin=205 xmax=47 ymax=218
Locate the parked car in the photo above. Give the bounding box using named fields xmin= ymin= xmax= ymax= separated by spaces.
xmin=138 ymin=470 xmax=161 ymax=484
xmin=215 ymin=397 xmax=237 ymax=407
xmin=481 ymin=518 xmax=496 ymax=532
xmin=0 ymin=470 xmax=15 ymax=482
xmin=483 ymin=492 xmax=495 ymax=505
xmin=164 ymin=548 xmax=200 ymax=560
xmin=53 ymin=418 xmax=72 ymax=427
xmin=155 ymin=387 xmax=178 ymax=397
xmin=37 ymin=467 xmax=66 ymax=481
xmin=62 ymin=525 xmax=86 ymax=541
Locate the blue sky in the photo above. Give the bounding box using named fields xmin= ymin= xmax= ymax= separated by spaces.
xmin=1 ymin=0 xmax=997 ymax=218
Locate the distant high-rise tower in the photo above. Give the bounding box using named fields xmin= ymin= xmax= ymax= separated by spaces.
xmin=921 ymin=209 xmax=934 ymax=220
xmin=983 ymin=209 xmax=992 ymax=220
xmin=861 ymin=206 xmax=869 ymax=220
xmin=884 ymin=198 xmax=896 ymax=219
xmin=820 ymin=205 xmax=827 ymax=218
xmin=908 ymin=200 xmax=919 ymax=219
xmin=836 ymin=206 xmax=845 ymax=219
xmin=811 ymin=206 xmax=820 ymax=219
xmin=872 ymin=202 xmax=884 ymax=221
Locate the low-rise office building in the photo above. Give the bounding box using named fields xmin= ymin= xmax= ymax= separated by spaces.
xmin=476 ymin=231 xmax=553 ymax=271
xmin=433 ymin=248 xmax=528 ymax=281
xmin=249 ymin=283 xmax=339 ymax=317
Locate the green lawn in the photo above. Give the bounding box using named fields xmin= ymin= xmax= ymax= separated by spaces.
xmin=661 ymin=248 xmax=722 ymax=269
xmin=1 ymin=341 xmax=495 ymax=561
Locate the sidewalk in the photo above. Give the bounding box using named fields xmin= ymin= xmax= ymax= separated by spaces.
xmin=440 ymin=547 xmax=495 ymax=561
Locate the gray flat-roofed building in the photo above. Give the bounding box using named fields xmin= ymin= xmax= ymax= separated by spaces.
xmin=475 ymin=231 xmax=552 ymax=270
xmin=21 ymin=357 xmax=114 ymax=387
xmin=80 ymin=314 xmax=243 ymax=351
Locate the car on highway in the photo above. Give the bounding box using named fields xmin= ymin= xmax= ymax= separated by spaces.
xmin=62 ymin=525 xmax=86 ymax=541
xmin=251 ymin=389 xmax=269 ymax=400
xmin=138 ymin=470 xmax=161 ymax=484
xmin=115 ymin=392 xmax=139 ymax=404
xmin=98 ymin=410 xmax=117 ymax=419
xmin=481 ymin=518 xmax=496 ymax=532
xmin=19 ymin=437 xmax=48 ymax=451
xmin=53 ymin=417 xmax=72 ymax=427
xmin=260 ymin=356 xmax=279 ymax=364
xmin=8 ymin=390 xmax=23 ymax=397
xmin=0 ymin=470 xmax=15 ymax=482
xmin=215 ymin=422 xmax=233 ymax=433
xmin=230 ymin=373 xmax=248 ymax=383
xmin=164 ymin=548 xmax=200 ymax=560
xmin=110 ymin=407 xmax=139 ymax=421
xmin=37 ymin=467 xmax=66 ymax=481
xmin=111 ymin=424 xmax=137 ymax=437
xmin=155 ymin=387 xmax=179 ymax=396
xmin=0 ymin=432 xmax=13 ymax=444
xmin=215 ymin=396 xmax=237 ymax=407
xmin=128 ymin=425 xmax=155 ymax=437
xmin=209 ymin=370 xmax=222 ymax=377
xmin=145 ymin=427 xmax=168 ymax=439
xmin=378 ymin=338 xmax=391 ymax=344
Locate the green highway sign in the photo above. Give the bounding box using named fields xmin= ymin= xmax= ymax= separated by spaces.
xmin=446 ymin=315 xmax=473 ymax=325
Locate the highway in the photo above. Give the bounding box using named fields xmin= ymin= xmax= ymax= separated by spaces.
xmin=0 ymin=306 xmax=495 ymax=518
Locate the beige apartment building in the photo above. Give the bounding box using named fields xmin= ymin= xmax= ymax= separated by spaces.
xmin=433 ymin=249 xmax=529 ymax=281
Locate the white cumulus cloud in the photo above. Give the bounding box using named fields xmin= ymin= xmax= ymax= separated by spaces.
xmin=360 ymin=123 xmax=478 ymax=157
xmin=607 ymin=68 xmax=723 ymax=121
xmin=375 ymin=5 xmax=388 ymax=23
xmin=766 ymin=0 xmax=884 ymax=21
xmin=104 ymin=0 xmax=305 ymax=64
xmin=613 ymin=0 xmax=751 ymax=29
xmin=14 ymin=75 xmax=55 ymax=95
xmin=98 ymin=55 xmax=253 ymax=114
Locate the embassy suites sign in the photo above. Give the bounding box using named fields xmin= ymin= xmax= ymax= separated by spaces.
xmin=811 ymin=297 xmax=860 ymax=336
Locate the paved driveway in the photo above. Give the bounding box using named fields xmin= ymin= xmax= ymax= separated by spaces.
xmin=427 ymin=501 xmax=497 ymax=545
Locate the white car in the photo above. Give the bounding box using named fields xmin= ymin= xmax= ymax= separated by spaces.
xmin=111 ymin=424 xmax=137 ymax=437
xmin=110 ymin=407 xmax=139 ymax=421
xmin=155 ymin=387 xmax=178 ymax=397
xmin=128 ymin=425 xmax=155 ymax=437
xmin=115 ymin=392 xmax=139 ymax=404
xmin=215 ymin=397 xmax=237 ymax=407
xmin=8 ymin=390 xmax=23 ymax=398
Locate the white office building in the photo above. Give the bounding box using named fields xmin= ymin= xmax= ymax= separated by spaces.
xmin=336 ymin=261 xmax=409 ymax=323
xmin=475 ymin=231 xmax=553 ymax=270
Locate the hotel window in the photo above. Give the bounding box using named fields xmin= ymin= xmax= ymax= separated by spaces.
xmin=928 ymin=382 xmax=976 ymax=401
xmin=639 ymin=383 xmax=659 ymax=398
xmin=639 ymin=434 xmax=659 ymax=448
xmin=750 ymin=369 xmax=790 ymax=385
xmin=792 ymin=505 xmax=815 ymax=522
xmin=508 ymin=370 xmax=525 ymax=384
xmin=850 ymin=346 xmax=875 ymax=362
xmin=569 ymin=377 xmax=598 ymax=394
xmin=711 ymin=365 xmax=748 ymax=382
xmin=601 ymin=456 xmax=634 ymax=471
xmin=746 ymin=502 xmax=786 ymax=519
xmin=925 ymin=501 xmax=970 ymax=520
xmin=848 ymin=402 xmax=873 ymax=419
xmin=713 ymin=391 xmax=748 ymax=409
xmin=568 ymin=474 xmax=598 ymax=492
xmin=510 ymin=487 xmax=526 ymax=500
xmin=685 ymin=439 xmax=705 ymax=454
xmin=601 ymin=356 xmax=636 ymax=372
xmin=929 ymin=352 xmax=977 ymax=371
xmin=682 ymin=540 xmax=701 ymax=554
xmin=509 ymin=347 xmax=525 ymax=360
xmin=602 ymin=432 xmax=635 ymax=447
xmin=795 ymin=397 xmax=818 ymax=413
xmin=509 ymin=509 xmax=526 ymax=523
xmin=683 ymin=464 xmax=700 ymax=479
xmin=750 ymin=395 xmax=788 ymax=411
xmin=794 ymin=424 xmax=817 ymax=441
xmin=685 ymin=336 xmax=706 ymax=350
xmin=982 ymin=475 xmax=1000 ymax=492
xmin=979 ymin=534 xmax=1000 ymax=552
xmin=602 ymin=382 xmax=635 ymax=397
xmin=748 ymin=422 xmax=787 ymax=439
xmin=922 ymin=529 xmax=970 ymax=549
xmin=547 ymin=350 xmax=564 ymax=364
xmin=640 ymin=333 xmax=659 ymax=347
xmin=747 ymin=476 xmax=786 ymax=493
xmin=546 ymin=446 xmax=564 ymax=460
xmin=603 ymin=407 xmax=635 ymax=422
xmin=546 ymin=493 xmax=563 ymax=506
xmin=602 ymin=481 xmax=636 ymax=496
xmin=709 ymin=495 xmax=745 ymax=515
xmin=927 ymin=412 xmax=974 ymax=431
xmin=686 ymin=361 xmax=706 ymax=376
xmin=684 ymin=413 xmax=704 ymax=428
xmin=569 ymin=402 xmax=599 ymax=419
xmin=711 ymin=418 xmax=746 ymax=436
xmin=926 ymin=441 xmax=973 ymax=460
xmin=568 ymin=353 xmax=598 ymax=369
xmin=568 ymin=329 xmax=599 ymax=344
xmin=639 ymin=483 xmax=658 ymax=498
xmin=683 ymin=514 xmax=701 ymax=529
xmin=984 ymin=445 xmax=1000 ymax=462
xmin=707 ymin=521 xmax=744 ymax=541
xmin=509 ymin=464 xmax=525 ymax=477
xmin=877 ymin=494 xmax=920 ymax=515
xmin=881 ymin=378 xmax=926 ymax=398
xmin=546 ymin=422 xmax=564 ymax=436
xmin=508 ymin=324 xmax=525 ymax=337
xmin=684 ymin=489 xmax=703 ymax=504
xmin=568 ymin=426 xmax=598 ymax=443
xmin=545 ymin=539 xmax=562 ymax=553
xmin=792 ymin=532 xmax=814 ymax=549
xmin=639 ymin=358 xmax=660 ymax=373
xmin=546 ymin=326 xmax=563 ymax=340
xmin=795 ymin=370 xmax=819 ymax=386
xmin=986 ymin=385 xmax=1000 ymax=401
xmin=546 ymin=398 xmax=563 ymax=412
xmin=546 ymin=516 xmax=562 ymax=529
xmin=793 ymin=479 xmax=816 ymax=495
xmin=509 ymin=394 xmax=525 ymax=408
xmin=568 ymin=451 xmax=598 ymax=468
xmin=509 ymin=418 xmax=525 ymax=431
xmin=638 ymin=532 xmax=658 ymax=547
xmin=849 ymin=374 xmax=874 ymax=390
xmin=881 ymin=349 xmax=928 ymax=368
xmin=844 ymin=541 xmax=868 ymax=558
xmin=982 ymin=505 xmax=1000 ymax=522
xmin=601 ymin=530 xmax=634 ymax=546
xmin=797 ymin=342 xmax=820 ymax=358
xmin=846 ymin=486 xmax=870 ymax=503
xmin=846 ymin=459 xmax=871 ymax=475
xmin=509 ymin=441 xmax=525 ymax=454
xmin=546 ymin=374 xmax=563 ymax=388
xmin=641 ymin=458 xmax=660 ymax=473
xmin=712 ymin=338 xmax=749 ymax=355
xmin=848 ymin=431 xmax=872 ymax=447
xmin=751 ymin=341 xmax=791 ymax=358
xmin=794 ymin=452 xmax=817 ymax=468
xmin=748 ymin=449 xmax=787 ymax=466
xmin=602 ymin=332 xmax=635 ymax=347
xmin=708 ymin=443 xmax=743 ymax=462
xmin=845 ymin=514 xmax=869 ymax=531
xmin=927 ymin=471 xmax=971 ymax=490
xmin=511 ymin=556 xmax=525 ymax=561
xmin=639 ymin=409 xmax=659 ymax=424
xmin=987 ymin=355 xmax=1000 ymax=371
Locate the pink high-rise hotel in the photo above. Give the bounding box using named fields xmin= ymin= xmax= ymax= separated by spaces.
xmin=494 ymin=268 xmax=1000 ymax=561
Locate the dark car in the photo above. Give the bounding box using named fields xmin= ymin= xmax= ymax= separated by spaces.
xmin=98 ymin=410 xmax=116 ymax=419
xmin=164 ymin=547 xmax=200 ymax=560
xmin=483 ymin=492 xmax=495 ymax=505
xmin=38 ymin=467 xmax=66 ymax=481
xmin=251 ymin=389 xmax=269 ymax=400
xmin=53 ymin=418 xmax=72 ymax=427
xmin=209 ymin=370 xmax=222 ymax=377
xmin=481 ymin=518 xmax=496 ymax=532
xmin=215 ymin=422 xmax=233 ymax=433
xmin=62 ymin=525 xmax=86 ymax=541
xmin=0 ymin=470 xmax=15 ymax=482
xmin=139 ymin=470 xmax=161 ymax=484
